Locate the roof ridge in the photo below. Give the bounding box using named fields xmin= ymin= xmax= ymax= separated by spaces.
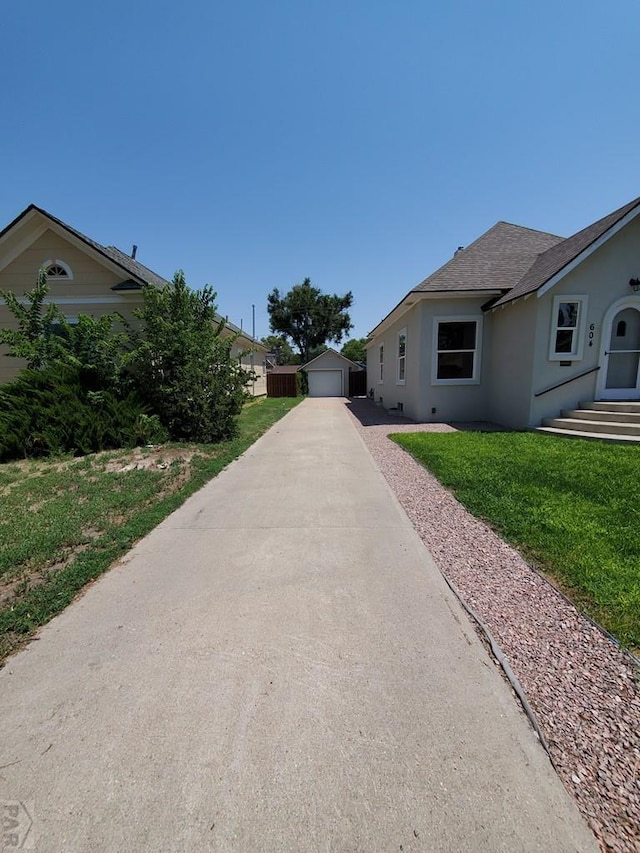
xmin=494 ymin=220 xmax=565 ymax=240
xmin=410 ymin=219 xmax=562 ymax=295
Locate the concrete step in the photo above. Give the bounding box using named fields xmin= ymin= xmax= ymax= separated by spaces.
xmin=580 ymin=400 xmax=640 ymax=414
xmin=535 ymin=426 xmax=640 ymax=444
xmin=562 ymin=408 xmax=640 ymax=424
xmin=543 ymin=417 xmax=640 ymax=436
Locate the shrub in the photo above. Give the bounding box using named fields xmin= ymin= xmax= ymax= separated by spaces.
xmin=0 ymin=366 xmax=166 ymax=461
xmin=126 ymin=272 xmax=252 ymax=442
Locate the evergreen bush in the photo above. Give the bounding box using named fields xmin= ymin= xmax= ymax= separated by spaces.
xmin=0 ymin=366 xmax=166 ymax=461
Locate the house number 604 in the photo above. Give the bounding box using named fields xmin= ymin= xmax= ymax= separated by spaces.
xmin=588 ymin=323 xmax=595 ymax=346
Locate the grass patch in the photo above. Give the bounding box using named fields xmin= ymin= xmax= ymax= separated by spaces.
xmin=391 ymin=430 xmax=640 ymax=651
xmin=0 ymin=396 xmax=300 ymax=663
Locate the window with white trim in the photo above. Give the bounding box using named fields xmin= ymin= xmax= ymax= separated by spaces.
xmin=549 ymin=295 xmax=588 ymax=360
xmin=44 ymin=259 xmax=73 ymax=280
xmin=433 ymin=316 xmax=482 ymax=383
xmin=378 ymin=344 xmax=384 ymax=382
xmin=396 ymin=329 xmax=406 ymax=384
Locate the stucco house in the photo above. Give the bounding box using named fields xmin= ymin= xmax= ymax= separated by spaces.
xmin=366 ymin=195 xmax=640 ymax=434
xmin=0 ymin=205 xmax=267 ymax=394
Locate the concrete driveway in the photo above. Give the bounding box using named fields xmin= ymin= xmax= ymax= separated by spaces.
xmin=0 ymin=398 xmax=596 ymax=852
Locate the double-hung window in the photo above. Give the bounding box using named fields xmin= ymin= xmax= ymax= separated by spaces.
xmin=432 ymin=316 xmax=482 ymax=384
xmin=549 ymin=295 xmax=587 ymax=360
xmin=397 ymin=329 xmax=406 ymax=384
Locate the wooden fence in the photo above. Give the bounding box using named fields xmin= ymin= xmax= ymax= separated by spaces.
xmin=267 ymin=372 xmax=298 ymax=397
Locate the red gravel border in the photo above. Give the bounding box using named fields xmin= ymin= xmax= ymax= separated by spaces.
xmin=345 ymin=399 xmax=640 ymax=853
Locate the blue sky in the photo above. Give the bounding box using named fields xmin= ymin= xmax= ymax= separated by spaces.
xmin=3 ymin=1 xmax=639 ymax=342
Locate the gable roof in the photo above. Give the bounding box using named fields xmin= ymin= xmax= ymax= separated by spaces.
xmin=367 ymin=221 xmax=563 ymax=337
xmin=302 ymin=347 xmax=363 ymax=370
xmin=492 ymin=194 xmax=640 ymax=307
xmin=0 ymin=204 xmax=170 ymax=289
xmin=412 ymin=222 xmax=563 ymax=295
xmin=0 ymin=204 xmax=266 ymax=348
xmin=369 ymin=194 xmax=640 ymax=337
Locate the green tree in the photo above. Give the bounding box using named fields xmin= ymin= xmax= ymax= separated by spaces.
xmin=0 ymin=273 xmax=164 ymax=459
xmin=0 ymin=269 xmax=129 ymax=388
xmin=0 ymin=267 xmax=67 ymax=369
xmin=341 ymin=337 xmax=368 ymax=365
xmin=267 ymin=278 xmax=353 ymax=363
xmin=260 ymin=334 xmax=296 ymax=365
xmin=127 ymin=271 xmax=251 ymax=442
xmin=63 ymin=313 xmax=130 ymax=391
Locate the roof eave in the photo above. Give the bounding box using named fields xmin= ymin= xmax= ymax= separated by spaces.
xmin=368 ymin=289 xmax=504 ymax=338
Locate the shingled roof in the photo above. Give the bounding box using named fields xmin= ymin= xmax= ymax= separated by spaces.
xmin=102 ymin=245 xmax=169 ymax=288
xmin=0 ymin=204 xmax=170 ymax=289
xmin=412 ymin=221 xmax=563 ymax=295
xmin=492 ymin=194 xmax=640 ymax=307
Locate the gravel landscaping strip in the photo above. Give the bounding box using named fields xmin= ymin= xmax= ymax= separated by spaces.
xmin=346 ymin=399 xmax=640 ymax=853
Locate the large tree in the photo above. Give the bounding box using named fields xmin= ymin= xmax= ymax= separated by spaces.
xmin=267 ymin=278 xmax=353 ymax=364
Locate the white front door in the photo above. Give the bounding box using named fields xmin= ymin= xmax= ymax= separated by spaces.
xmin=601 ymin=302 xmax=640 ymax=400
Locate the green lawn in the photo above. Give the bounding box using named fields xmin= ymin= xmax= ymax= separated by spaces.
xmin=391 ymin=431 xmax=640 ymax=651
xmin=0 ymin=396 xmax=300 ymax=663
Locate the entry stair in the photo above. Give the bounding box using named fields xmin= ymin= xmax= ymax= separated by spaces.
xmin=536 ymin=401 xmax=640 ymax=444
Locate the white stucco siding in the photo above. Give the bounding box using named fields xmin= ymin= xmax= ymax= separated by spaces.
xmin=529 ymin=214 xmax=640 ymax=426
xmin=366 ymin=305 xmax=422 ymax=418
xmin=367 ymin=297 xmax=491 ymax=423
xmin=415 ymin=297 xmax=490 ymax=423
xmin=486 ymin=296 xmax=538 ymax=429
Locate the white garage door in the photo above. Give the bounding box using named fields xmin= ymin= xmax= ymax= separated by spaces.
xmin=308 ymin=369 xmax=343 ymax=397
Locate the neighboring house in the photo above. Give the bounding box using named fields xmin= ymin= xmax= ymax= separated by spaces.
xmin=302 ymin=348 xmax=364 ymax=397
xmin=0 ymin=205 xmax=267 ymax=394
xmin=366 ymin=195 xmax=640 ymax=429
xmin=267 ymin=364 xmax=300 ymax=374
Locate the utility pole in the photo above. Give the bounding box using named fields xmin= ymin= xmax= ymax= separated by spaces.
xmin=251 ymin=304 xmax=256 ymax=397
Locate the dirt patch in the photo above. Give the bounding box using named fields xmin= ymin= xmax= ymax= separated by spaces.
xmin=103 ymin=446 xmax=195 ymax=473
xmin=0 ymin=543 xmax=92 ymax=607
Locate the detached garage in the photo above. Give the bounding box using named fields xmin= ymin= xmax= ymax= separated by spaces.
xmin=303 ymin=349 xmax=364 ymax=397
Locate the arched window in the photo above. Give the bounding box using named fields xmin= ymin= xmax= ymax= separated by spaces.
xmin=616 ymin=320 xmax=627 ymax=337
xmin=43 ymin=259 xmax=73 ymax=280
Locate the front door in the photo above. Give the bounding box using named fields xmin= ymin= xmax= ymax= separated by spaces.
xmin=601 ymin=305 xmax=640 ymax=399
